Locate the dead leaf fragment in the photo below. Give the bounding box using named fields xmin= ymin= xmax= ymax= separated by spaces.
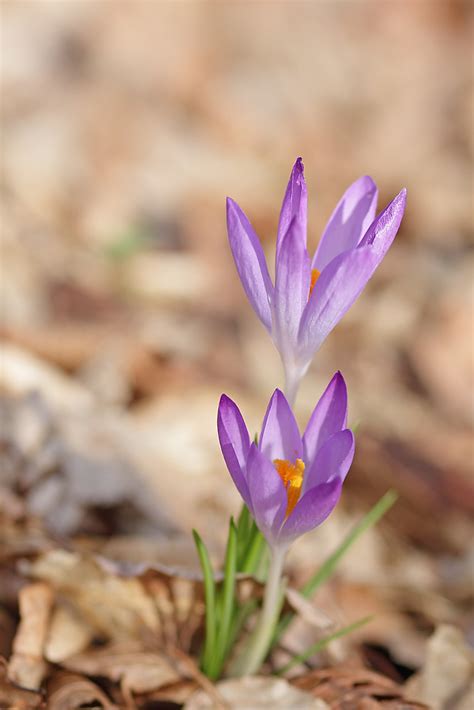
xmin=0 ymin=343 xmax=94 ymax=412
xmin=27 ymin=549 xmax=160 ymax=640
xmin=8 ymin=582 xmax=54 ymax=690
xmin=284 ymin=587 xmax=333 ymax=630
xmin=61 ymin=641 xmax=182 ymax=693
xmin=293 ymin=665 xmax=428 ymax=708
xmin=0 ymin=665 xmax=43 ymax=710
xmin=405 ymin=624 xmax=474 ymax=710
xmin=46 ymin=671 xmax=116 ymax=709
xmin=184 ymin=676 xmax=327 ymax=709
xmin=45 ymin=604 xmax=94 ymax=663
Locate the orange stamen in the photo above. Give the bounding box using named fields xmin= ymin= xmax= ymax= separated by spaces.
xmin=273 ymin=458 xmax=305 ymax=517
xmin=309 ymin=268 xmax=320 ymax=297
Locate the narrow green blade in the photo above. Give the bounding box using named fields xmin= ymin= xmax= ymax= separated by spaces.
xmin=236 ymin=504 xmax=252 ymax=568
xmin=275 ymin=616 xmax=372 ymax=675
xmin=302 ymin=490 xmax=397 ymax=597
xmin=274 ymin=490 xmax=397 ymax=642
xmin=192 ymin=529 xmax=217 ymax=675
xmin=226 ymin=598 xmax=258 ymax=658
xmin=240 ymin=525 xmax=266 ymax=576
xmin=212 ymin=518 xmax=238 ymax=678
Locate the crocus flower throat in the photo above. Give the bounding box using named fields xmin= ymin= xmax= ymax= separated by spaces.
xmin=218 ymin=372 xmax=353 ymax=549
xmin=309 ymin=269 xmax=320 ymax=297
xmin=273 ymin=458 xmax=305 ymax=516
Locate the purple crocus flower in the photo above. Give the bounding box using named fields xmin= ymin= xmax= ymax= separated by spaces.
xmin=226 ymin=159 xmax=407 ymax=403
xmin=217 ymin=371 xmax=354 ymax=550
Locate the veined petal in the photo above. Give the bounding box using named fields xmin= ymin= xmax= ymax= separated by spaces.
xmin=313 ymin=176 xmax=378 ymax=271
xmin=217 ymin=394 xmax=250 ymax=469
xmin=358 ymin=188 xmax=407 ymax=257
xmin=246 ymin=443 xmax=287 ymax=544
xmin=217 ymin=394 xmax=252 ymax=509
xmin=226 ymin=197 xmax=274 ymax=332
xmin=277 ymin=157 xmax=307 ymax=260
xmin=297 ymin=246 xmax=381 ymax=366
xmin=304 ymin=428 xmax=355 ymax=492
xmin=274 ymin=217 xmax=311 ymax=349
xmin=279 ymin=479 xmax=342 ymax=542
xmin=303 ymin=371 xmax=348 ymax=467
xmin=299 ymin=188 xmax=406 ymax=363
xmin=259 ymin=389 xmax=303 ymax=462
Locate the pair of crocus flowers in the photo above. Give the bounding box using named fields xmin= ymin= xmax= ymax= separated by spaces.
xmin=219 ymin=159 xmax=406 ymax=550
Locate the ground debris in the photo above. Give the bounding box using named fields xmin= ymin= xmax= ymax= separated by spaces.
xmin=0 ymin=664 xmax=43 ymax=710
xmin=405 ymin=625 xmax=474 ymax=710
xmin=0 ymin=3 xmax=472 ymax=705
xmin=45 ymin=671 xmax=117 ymax=710
xmin=185 ymin=676 xmax=327 ymax=709
xmin=8 ymin=582 xmax=54 ymax=691
xmin=60 ymin=641 xmax=186 ymax=694
xmin=292 ymin=665 xmax=429 ymax=709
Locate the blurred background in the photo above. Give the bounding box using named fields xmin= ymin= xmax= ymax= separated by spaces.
xmin=1 ymin=0 xmax=473 ymax=695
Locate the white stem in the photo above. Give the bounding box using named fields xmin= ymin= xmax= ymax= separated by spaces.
xmin=284 ymin=366 xmax=301 ymax=407
xmin=231 ymin=546 xmax=287 ymax=676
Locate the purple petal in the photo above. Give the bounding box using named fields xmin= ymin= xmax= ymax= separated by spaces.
xmin=313 ymin=176 xmax=378 ymax=271
xmin=303 ymin=428 xmax=355 ymax=492
xmin=217 ymin=394 xmax=251 ymax=468
xmin=226 ymin=197 xmax=274 ymax=332
xmin=297 ymin=246 xmax=381 ymax=365
xmin=246 ymin=443 xmax=287 ymax=543
xmin=358 ymin=189 xmax=407 ymax=258
xmin=217 ymin=394 xmax=252 ymax=509
xmin=279 ymin=479 xmax=342 ymax=542
xmin=277 ymin=158 xmax=307 ymax=260
xmin=259 ymin=389 xmax=303 ymax=462
xmin=303 ymin=372 xmax=348 ymax=466
xmin=274 ymin=217 xmax=311 ymax=349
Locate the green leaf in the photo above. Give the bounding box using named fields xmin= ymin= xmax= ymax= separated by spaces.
xmin=192 ymin=529 xmax=217 ymax=675
xmin=226 ymin=598 xmax=258 ymax=658
xmin=235 ymin=504 xmax=267 ymax=577
xmin=302 ymin=490 xmax=397 ymax=597
xmin=351 ymin=420 xmax=361 ymax=435
xmin=212 ymin=518 xmax=238 ymax=678
xmin=240 ymin=524 xmax=266 ymax=576
xmin=274 ymin=489 xmax=397 ymax=642
xmin=275 ymin=616 xmax=373 ymax=675
xmin=236 ymin=505 xmax=252 ymax=567
xmin=104 ymin=225 xmax=147 ymax=262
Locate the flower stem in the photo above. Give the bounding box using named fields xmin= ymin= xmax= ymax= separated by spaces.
xmin=230 ymin=546 xmax=287 ymax=676
xmin=284 ymin=366 xmax=301 ymax=407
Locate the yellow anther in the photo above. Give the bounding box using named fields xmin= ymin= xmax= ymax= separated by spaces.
xmin=274 ymin=458 xmax=305 ymax=517
xmin=309 ymin=268 xmax=320 ymax=297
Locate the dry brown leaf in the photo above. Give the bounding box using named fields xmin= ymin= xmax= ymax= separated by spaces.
xmin=292 ymin=665 xmax=428 ymax=709
xmin=0 ymin=607 xmax=16 ymax=658
xmin=26 ymin=548 xmax=261 ymax=653
xmin=0 ymin=664 xmax=43 ymax=710
xmin=0 ymin=390 xmax=176 ymax=538
xmin=405 ymin=625 xmax=474 ymax=710
xmin=284 ymin=587 xmax=333 ymax=631
xmin=44 ymin=604 xmax=94 ymax=663
xmin=60 ymin=641 xmax=184 ymax=694
xmin=0 ymin=343 xmax=94 ymax=413
xmin=26 ymin=550 xmax=161 ymax=641
xmin=0 ymin=515 xmax=50 ymax=563
xmin=8 ymin=582 xmax=54 ymax=690
xmin=185 ymin=676 xmax=327 ymax=709
xmin=142 ymin=678 xmax=199 ymax=705
xmin=46 ymin=671 xmax=116 ymax=710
